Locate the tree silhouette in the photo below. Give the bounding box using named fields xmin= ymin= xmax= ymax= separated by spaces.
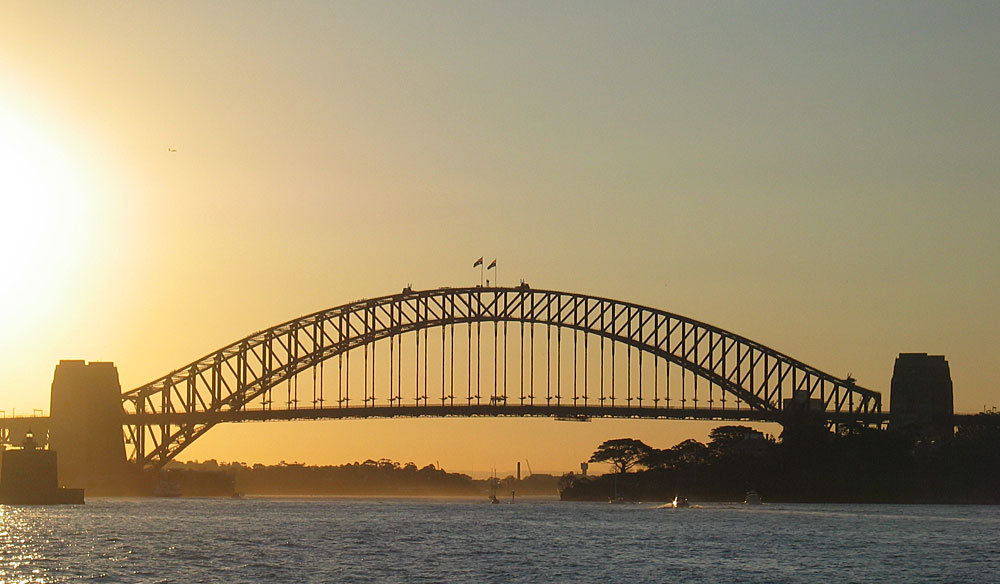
xmin=671 ymin=439 xmax=710 ymax=467
xmin=708 ymin=426 xmax=756 ymax=451
xmin=589 ymin=438 xmax=653 ymax=473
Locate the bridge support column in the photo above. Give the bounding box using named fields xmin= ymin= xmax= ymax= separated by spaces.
xmin=890 ymin=353 xmax=954 ymax=441
xmin=48 ymin=360 xmax=130 ymax=494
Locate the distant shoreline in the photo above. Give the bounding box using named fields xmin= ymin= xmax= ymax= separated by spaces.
xmin=154 ymin=458 xmax=562 ymax=498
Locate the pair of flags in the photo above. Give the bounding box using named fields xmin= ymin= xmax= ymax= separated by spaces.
xmin=473 ymin=257 xmax=496 ymax=270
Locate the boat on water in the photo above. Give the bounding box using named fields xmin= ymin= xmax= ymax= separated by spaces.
xmin=153 ymin=480 xmax=182 ymax=498
xmin=488 ymin=468 xmax=501 ymax=504
xmin=608 ymin=474 xmax=625 ymax=503
xmin=669 ymin=496 xmax=689 ymax=508
xmin=744 ymin=490 xmax=762 ymax=505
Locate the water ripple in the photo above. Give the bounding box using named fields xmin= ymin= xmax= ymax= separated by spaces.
xmin=0 ymin=499 xmax=997 ymax=582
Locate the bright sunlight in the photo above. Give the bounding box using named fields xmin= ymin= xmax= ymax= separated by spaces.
xmin=0 ymin=101 xmax=90 ymax=334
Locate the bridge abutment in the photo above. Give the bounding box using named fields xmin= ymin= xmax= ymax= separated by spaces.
xmin=49 ymin=360 xmax=130 ymax=494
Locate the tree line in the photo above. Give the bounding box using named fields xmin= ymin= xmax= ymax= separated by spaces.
xmin=559 ymin=415 xmax=1000 ymax=504
xmin=163 ymin=458 xmax=560 ymax=497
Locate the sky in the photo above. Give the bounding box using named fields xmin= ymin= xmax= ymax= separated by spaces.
xmin=1 ymin=2 xmax=997 ymax=476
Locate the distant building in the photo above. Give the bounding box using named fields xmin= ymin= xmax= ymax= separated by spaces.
xmin=890 ymin=353 xmax=954 ymax=441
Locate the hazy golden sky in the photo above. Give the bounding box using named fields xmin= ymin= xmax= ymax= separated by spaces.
xmin=1 ymin=3 xmax=997 ymax=474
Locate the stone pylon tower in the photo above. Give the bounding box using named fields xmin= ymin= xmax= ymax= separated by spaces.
xmin=890 ymin=353 xmax=954 ymax=441
xmin=48 ymin=360 xmax=128 ymax=493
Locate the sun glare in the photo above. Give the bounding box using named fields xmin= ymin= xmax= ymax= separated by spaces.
xmin=0 ymin=102 xmax=90 ymax=335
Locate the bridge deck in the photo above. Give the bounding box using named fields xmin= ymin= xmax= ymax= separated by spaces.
xmin=122 ymin=405 xmax=891 ymax=425
xmin=6 ymin=411 xmax=999 ymax=449
xmin=7 ymin=411 xmax=997 ymax=432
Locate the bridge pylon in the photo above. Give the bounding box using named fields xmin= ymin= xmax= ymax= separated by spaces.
xmin=49 ymin=360 xmax=133 ymax=494
xmin=890 ymin=353 xmax=954 ymax=441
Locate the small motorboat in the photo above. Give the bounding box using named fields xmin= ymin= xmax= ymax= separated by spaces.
xmin=744 ymin=490 xmax=762 ymax=505
xmin=670 ymin=496 xmax=689 ymax=508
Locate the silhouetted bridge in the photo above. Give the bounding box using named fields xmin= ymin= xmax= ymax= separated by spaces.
xmin=40 ymin=287 xmax=891 ymax=468
xmin=2 ymin=286 xmax=909 ymax=473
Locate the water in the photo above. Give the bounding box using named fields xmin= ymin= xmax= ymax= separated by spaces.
xmin=2 ymin=498 xmax=998 ymax=583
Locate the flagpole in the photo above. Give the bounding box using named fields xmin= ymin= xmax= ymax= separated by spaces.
xmin=486 ymin=259 xmax=497 ymax=288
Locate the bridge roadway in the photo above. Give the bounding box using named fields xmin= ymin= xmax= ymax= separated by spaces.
xmin=5 ymin=409 xmax=998 ymax=448
xmin=124 ymin=404 xmax=885 ymax=425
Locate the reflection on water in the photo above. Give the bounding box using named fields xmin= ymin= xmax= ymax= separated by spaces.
xmin=1 ymin=506 xmax=45 ymax=583
xmin=1 ymin=498 xmax=998 ymax=583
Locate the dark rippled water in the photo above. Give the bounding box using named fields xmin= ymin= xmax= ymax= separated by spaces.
xmin=2 ymin=497 xmax=998 ymax=583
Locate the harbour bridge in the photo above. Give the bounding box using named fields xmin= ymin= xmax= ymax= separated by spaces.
xmin=1 ymin=285 xmax=888 ymax=481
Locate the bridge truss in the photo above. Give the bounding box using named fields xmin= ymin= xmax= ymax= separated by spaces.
xmin=121 ymin=286 xmax=881 ymax=470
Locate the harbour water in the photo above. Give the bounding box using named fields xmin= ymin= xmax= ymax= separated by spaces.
xmin=2 ymin=498 xmax=998 ymax=583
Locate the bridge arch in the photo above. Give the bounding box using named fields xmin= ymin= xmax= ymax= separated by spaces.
xmin=122 ymin=286 xmax=881 ymax=470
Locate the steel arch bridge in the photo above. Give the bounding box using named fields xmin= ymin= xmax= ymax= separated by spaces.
xmin=122 ymin=285 xmax=881 ymax=470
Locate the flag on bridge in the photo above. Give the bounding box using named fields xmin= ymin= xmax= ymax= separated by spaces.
xmin=487 ymin=259 xmax=497 ymax=270
xmin=473 ymin=257 xmax=483 ymax=267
